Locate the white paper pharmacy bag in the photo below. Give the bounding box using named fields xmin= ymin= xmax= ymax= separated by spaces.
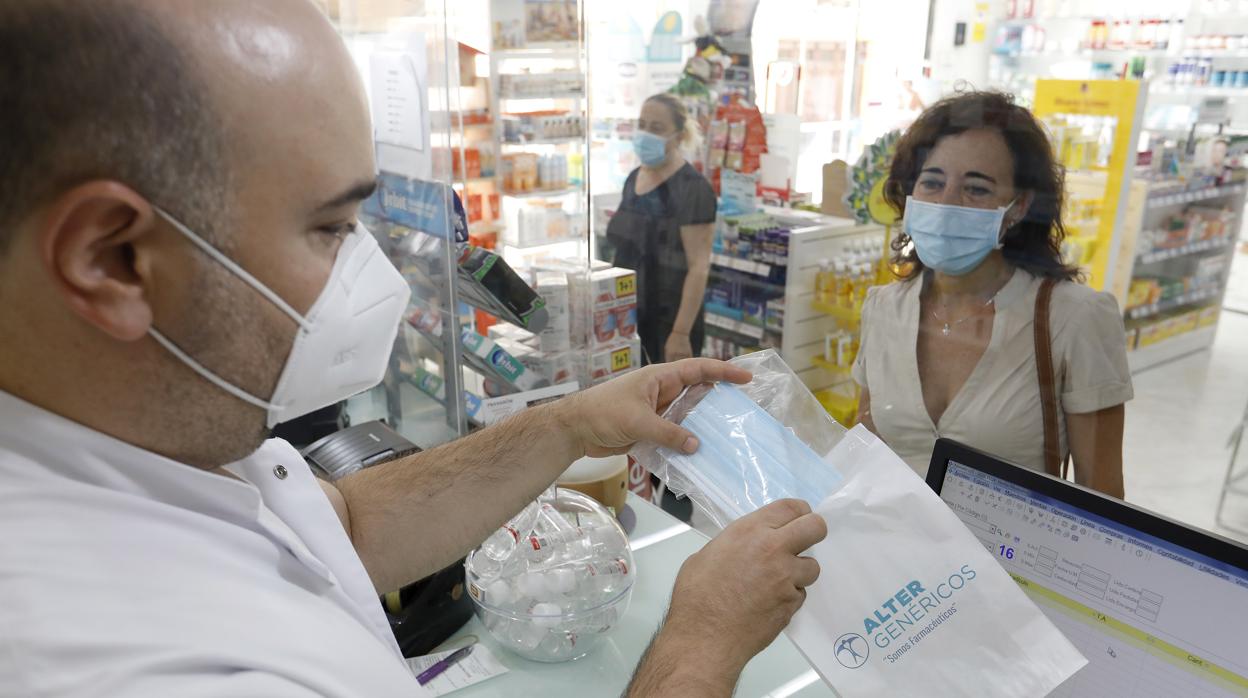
xmin=786 ymin=425 xmax=1087 ymax=697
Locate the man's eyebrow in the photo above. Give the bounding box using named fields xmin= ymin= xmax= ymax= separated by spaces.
xmin=314 ymin=177 xmax=380 ymax=213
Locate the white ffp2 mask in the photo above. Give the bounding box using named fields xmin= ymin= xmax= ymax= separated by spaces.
xmin=149 ymin=209 xmax=412 ymax=428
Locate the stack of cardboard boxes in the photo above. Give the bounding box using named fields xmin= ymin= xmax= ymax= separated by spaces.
xmin=484 ymin=263 xmax=641 ymax=389
xmin=570 ymin=266 xmax=642 ymax=385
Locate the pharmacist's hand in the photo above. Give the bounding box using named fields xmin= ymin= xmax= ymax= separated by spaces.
xmin=664 ymin=331 xmax=693 ymax=362
xmin=560 ymin=358 xmax=751 ymax=458
xmin=666 ymin=499 xmax=826 ymax=670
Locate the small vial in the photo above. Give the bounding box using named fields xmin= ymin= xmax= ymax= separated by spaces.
xmin=577 ymin=557 xmax=630 ymax=585
xmin=481 ymin=525 xmax=520 ymax=561
xmin=523 ymin=523 xmax=613 ymax=562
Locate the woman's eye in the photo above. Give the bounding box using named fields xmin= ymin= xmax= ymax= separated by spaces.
xmin=918 ymin=180 xmax=943 ymax=192
xmin=966 ymin=186 xmax=992 ymax=197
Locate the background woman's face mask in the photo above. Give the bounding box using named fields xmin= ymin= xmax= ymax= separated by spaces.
xmin=149 ymin=209 xmax=411 ymax=428
xmin=634 ymin=130 xmax=671 ymax=167
xmin=903 ymin=196 xmax=1017 ymax=276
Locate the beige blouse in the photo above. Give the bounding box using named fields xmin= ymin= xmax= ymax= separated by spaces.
xmin=852 ymin=267 xmax=1134 ymax=476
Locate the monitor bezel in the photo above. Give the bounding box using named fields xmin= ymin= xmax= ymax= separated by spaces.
xmin=926 ymin=437 xmax=1248 ymax=571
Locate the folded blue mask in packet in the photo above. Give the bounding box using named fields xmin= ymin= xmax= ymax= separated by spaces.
xmin=654 ymin=382 xmax=843 ymax=528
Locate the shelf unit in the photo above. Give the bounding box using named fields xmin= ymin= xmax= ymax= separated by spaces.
xmin=810 ymin=299 xmax=862 ymax=330
xmin=987 ymin=10 xmax=1248 ymax=128
xmin=1118 ymin=178 xmax=1246 ymax=371
xmin=810 ymin=355 xmax=854 ymax=383
xmin=501 ymin=136 xmax=586 ymax=146
xmin=1137 ymin=235 xmax=1235 ymax=264
xmin=710 ymin=253 xmax=776 ymax=279
xmin=500 ymin=185 xmax=580 ymax=199
xmin=704 ymin=310 xmax=767 ymax=342
xmin=487 ymin=22 xmax=587 ymax=259
xmin=1126 ymin=287 xmax=1221 ymax=320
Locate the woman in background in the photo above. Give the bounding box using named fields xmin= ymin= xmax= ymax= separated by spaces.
xmin=853 ymin=91 xmax=1132 ymax=497
xmin=607 ymin=93 xmax=716 ymax=364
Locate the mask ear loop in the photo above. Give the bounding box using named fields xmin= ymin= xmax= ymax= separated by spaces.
xmin=147 ymin=328 xmax=276 ymax=411
xmin=153 ymin=207 xmax=312 ymax=332
xmin=997 ymin=197 xmax=1022 ymax=246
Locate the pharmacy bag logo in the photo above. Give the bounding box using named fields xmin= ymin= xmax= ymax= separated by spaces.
xmin=834 ymin=633 xmax=869 ymax=669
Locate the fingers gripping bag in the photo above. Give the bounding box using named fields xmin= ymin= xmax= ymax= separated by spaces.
xmin=630 ymin=350 xmax=1086 ymax=697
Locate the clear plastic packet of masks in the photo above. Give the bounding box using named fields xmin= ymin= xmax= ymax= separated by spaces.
xmin=629 ymin=349 xmax=848 ymax=528
xmin=630 ymin=350 xmax=1087 ymax=697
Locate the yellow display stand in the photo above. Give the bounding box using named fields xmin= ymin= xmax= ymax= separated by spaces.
xmin=1032 ymin=79 xmax=1147 ymax=293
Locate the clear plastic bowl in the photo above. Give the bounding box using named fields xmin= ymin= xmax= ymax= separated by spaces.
xmin=465 ymin=488 xmax=634 ymax=662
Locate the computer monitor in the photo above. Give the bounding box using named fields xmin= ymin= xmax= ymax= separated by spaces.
xmin=926 ymin=438 xmax=1248 ymax=697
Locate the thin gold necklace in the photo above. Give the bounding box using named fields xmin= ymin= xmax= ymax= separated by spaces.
xmin=927 ymin=269 xmax=1012 ymax=336
xmin=930 ymin=296 xmax=996 ymax=336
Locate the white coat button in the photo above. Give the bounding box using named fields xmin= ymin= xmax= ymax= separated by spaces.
xmin=273 ymin=464 xmax=288 ymax=480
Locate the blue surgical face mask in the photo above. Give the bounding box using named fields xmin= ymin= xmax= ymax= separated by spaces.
xmin=656 ymin=383 xmax=843 ymax=527
xmin=903 ymin=196 xmax=1017 ymax=276
xmin=633 ymin=130 xmax=670 ymax=167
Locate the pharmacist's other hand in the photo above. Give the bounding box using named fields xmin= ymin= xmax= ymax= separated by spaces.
xmin=561 ymin=358 xmax=751 ymax=458
xmin=663 ymin=331 xmax=693 ymax=362
xmin=666 ymin=499 xmax=826 ymax=670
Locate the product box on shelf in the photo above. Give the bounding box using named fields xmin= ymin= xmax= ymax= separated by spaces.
xmin=742 ymin=297 xmax=766 ymax=327
xmin=494 ymin=337 xmax=575 ymax=386
xmin=501 ymin=153 xmax=539 ymax=192
xmin=460 ymin=329 xmax=546 ymax=391
xmin=1195 ymin=255 xmax=1229 ymax=287
xmin=1137 ymin=321 xmax=1164 ymax=348
xmin=576 ymin=335 xmax=642 ymax=386
xmin=499 ymin=73 xmax=584 ymax=99
xmin=535 ymin=271 xmax=571 ymax=352
xmin=569 ymin=267 xmax=638 ymax=349
xmin=765 ymin=297 xmax=785 ymax=332
xmin=487 ymin=323 xmax=539 ymax=348
xmin=1179 ymin=310 xmax=1202 ymax=333
xmin=513 ymin=204 xmax=577 ymax=247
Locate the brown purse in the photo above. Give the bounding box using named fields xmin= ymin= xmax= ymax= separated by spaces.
xmin=1034 ymin=277 xmax=1071 ymax=479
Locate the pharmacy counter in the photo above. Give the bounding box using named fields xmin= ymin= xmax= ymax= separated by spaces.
xmin=437 ymin=493 xmax=834 ymax=697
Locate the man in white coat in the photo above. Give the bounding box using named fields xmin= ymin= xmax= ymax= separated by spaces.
xmin=0 ymin=1 xmax=826 ymax=696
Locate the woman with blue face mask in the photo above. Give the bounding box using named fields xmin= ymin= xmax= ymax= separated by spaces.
xmin=605 ymin=93 xmax=716 ymax=365
xmin=852 ymin=91 xmax=1133 ymax=498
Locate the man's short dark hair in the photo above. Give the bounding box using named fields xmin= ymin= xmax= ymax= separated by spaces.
xmin=0 ymin=0 xmax=226 ymax=254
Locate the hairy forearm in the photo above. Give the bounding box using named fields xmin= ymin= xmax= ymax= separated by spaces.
xmin=673 ymin=262 xmax=710 ymax=334
xmin=335 ymin=399 xmax=584 ymax=593
xmin=625 ymin=621 xmax=743 ymax=698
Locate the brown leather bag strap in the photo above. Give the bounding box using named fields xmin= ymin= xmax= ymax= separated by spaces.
xmin=1034 ymin=277 xmax=1068 ymax=479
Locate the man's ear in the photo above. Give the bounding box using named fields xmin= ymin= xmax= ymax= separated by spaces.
xmin=37 ymin=181 xmax=161 ymax=342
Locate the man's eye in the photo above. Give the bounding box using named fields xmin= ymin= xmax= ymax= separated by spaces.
xmin=320 ymin=221 xmax=358 ymax=238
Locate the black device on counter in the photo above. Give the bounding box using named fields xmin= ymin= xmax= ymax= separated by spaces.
xmin=926 ymin=439 xmax=1248 ymax=695
xmin=456 ymin=244 xmax=549 ymax=332
xmin=300 ymin=420 xmax=474 ymax=658
xmin=302 ymin=420 xmax=421 ymax=482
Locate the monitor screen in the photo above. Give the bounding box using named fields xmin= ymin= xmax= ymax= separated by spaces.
xmin=937 ymin=458 xmax=1248 ymax=697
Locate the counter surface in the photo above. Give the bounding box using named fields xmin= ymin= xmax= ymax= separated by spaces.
xmin=436 ymin=493 xmax=833 ymax=697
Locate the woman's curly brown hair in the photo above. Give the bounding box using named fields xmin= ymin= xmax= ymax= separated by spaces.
xmin=883 ymin=90 xmax=1080 ymax=281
